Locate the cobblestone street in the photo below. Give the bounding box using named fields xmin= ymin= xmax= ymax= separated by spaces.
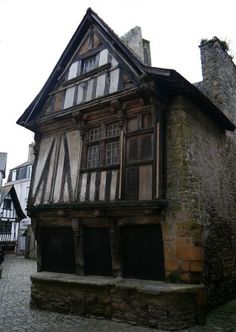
xmin=0 ymin=256 xmax=236 ymax=332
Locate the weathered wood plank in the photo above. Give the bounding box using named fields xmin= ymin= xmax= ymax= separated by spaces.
xmin=109 ymin=68 xmax=119 ymax=94
xmin=156 ymin=122 xmax=160 ymax=198
xmin=44 ymin=142 xmax=57 ymax=202
xmin=68 ymin=62 xmax=78 ymax=80
xmin=99 ymin=171 xmax=106 ymax=200
xmin=99 ymin=49 xmax=108 ymax=66
xmin=80 ymin=173 xmax=88 ymax=202
xmin=66 ymin=130 xmax=82 ymax=196
xmin=96 ymin=74 xmax=106 ymax=97
xmin=32 ymin=136 xmax=54 ymax=198
xmin=53 ymin=136 xmax=64 ymax=202
xmin=77 ymin=84 xmax=84 ymax=104
xmin=63 ymin=87 xmax=75 ymax=109
xmin=110 ymin=170 xmax=118 ymax=201
xmin=139 ymin=165 xmax=152 ymax=200
xmin=86 ymin=79 xmax=94 ymax=102
xmin=89 ymin=172 xmax=96 ymax=201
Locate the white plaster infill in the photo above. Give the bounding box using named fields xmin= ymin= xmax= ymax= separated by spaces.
xmin=30 ymin=272 xmax=204 ymax=294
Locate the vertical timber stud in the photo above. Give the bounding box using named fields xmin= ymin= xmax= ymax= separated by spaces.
xmin=72 ymin=218 xmax=84 ymax=275
xmin=150 ymin=93 xmax=164 ymax=199
xmin=34 ymin=218 xmax=42 ymax=272
xmin=110 ymin=100 xmax=125 ymax=200
xmin=109 ymin=218 xmax=121 ymax=277
xmin=118 ymin=128 xmax=124 ymax=199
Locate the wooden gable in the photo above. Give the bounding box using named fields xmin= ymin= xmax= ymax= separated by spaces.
xmin=42 ymin=26 xmax=137 ymax=118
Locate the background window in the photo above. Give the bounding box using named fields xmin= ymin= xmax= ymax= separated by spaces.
xmin=3 ymin=199 xmax=11 ymax=210
xmin=106 ymin=141 xmax=120 ymax=165
xmin=106 ymin=123 xmax=120 ymax=137
xmin=88 ymin=127 xmax=101 ymax=142
xmin=87 ymin=145 xmax=99 ymax=168
xmin=82 ymin=54 xmax=99 ymax=74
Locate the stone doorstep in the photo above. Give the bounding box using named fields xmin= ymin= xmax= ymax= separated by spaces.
xmin=30 ymin=272 xmax=204 ymax=295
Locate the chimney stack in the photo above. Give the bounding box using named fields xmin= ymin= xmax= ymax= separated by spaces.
xmin=121 ymin=26 xmax=152 ymax=66
xmin=28 ymin=143 xmax=35 ymax=163
xmin=199 ymin=37 xmax=236 ymax=123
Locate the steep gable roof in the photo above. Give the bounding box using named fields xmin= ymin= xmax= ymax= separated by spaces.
xmin=0 ymin=185 xmax=26 ymax=220
xmin=17 ymin=8 xmax=235 ymax=132
xmin=17 ymin=8 xmax=145 ymax=127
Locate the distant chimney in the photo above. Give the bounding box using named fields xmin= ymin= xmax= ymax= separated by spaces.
xmin=0 ymin=153 xmax=7 ymax=188
xmin=199 ymin=37 xmax=236 ymax=123
xmin=121 ymin=26 xmax=152 ymax=66
xmin=28 ymin=143 xmax=35 ymax=163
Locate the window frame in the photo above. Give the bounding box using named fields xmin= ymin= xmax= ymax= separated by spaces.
xmin=83 ymin=122 xmax=121 ymax=171
xmin=3 ymin=198 xmax=12 ymax=210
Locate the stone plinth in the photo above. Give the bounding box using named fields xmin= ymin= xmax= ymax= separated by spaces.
xmin=30 ymin=272 xmax=206 ymax=331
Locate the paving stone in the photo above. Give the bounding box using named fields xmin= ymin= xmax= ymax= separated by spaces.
xmin=0 ymin=255 xmax=236 ymax=332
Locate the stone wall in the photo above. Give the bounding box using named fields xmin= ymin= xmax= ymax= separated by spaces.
xmin=30 ymin=272 xmax=205 ymax=331
xmin=164 ymin=95 xmax=236 ymax=306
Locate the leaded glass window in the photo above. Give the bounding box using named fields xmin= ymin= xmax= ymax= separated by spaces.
xmin=87 ymin=145 xmax=100 ymax=168
xmin=106 ymin=141 xmax=120 ymax=165
xmin=88 ymin=127 xmax=101 ymax=142
xmin=106 ymin=123 xmax=120 ymax=138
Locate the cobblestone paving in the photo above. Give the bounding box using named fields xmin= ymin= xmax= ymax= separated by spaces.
xmin=0 ymin=256 xmax=236 ymax=332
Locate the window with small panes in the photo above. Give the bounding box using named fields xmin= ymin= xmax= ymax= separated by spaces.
xmin=85 ymin=122 xmax=120 ymax=169
xmin=124 ymin=111 xmax=154 ymax=200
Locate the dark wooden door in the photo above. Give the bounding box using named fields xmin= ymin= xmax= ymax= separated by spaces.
xmin=121 ymin=224 xmax=164 ymax=280
xmin=41 ymin=227 xmax=75 ymax=273
xmin=83 ymin=227 xmax=112 ymax=276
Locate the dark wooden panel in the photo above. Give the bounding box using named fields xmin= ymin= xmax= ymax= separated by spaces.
xmin=126 ymin=134 xmax=153 ymax=163
xmin=41 ymin=227 xmax=75 ymax=274
xmin=83 ymin=227 xmax=112 ymax=276
xmin=127 ymin=137 xmax=138 ymax=162
xmin=141 ymin=134 xmax=152 ymax=160
xmin=124 ymin=167 xmax=139 ymax=200
xmin=141 ymin=113 xmax=152 ymax=129
xmin=127 ymin=117 xmax=138 ymax=132
xmin=121 ymin=224 xmax=164 ymax=280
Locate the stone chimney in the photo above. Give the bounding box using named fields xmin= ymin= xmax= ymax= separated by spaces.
xmin=199 ymin=37 xmax=236 ymax=123
xmin=0 ymin=153 xmax=7 ymax=188
xmin=121 ymin=26 xmax=152 ymax=66
xmin=28 ymin=142 xmax=35 ymax=163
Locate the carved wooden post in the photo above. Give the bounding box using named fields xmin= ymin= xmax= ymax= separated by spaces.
xmin=72 ymin=218 xmax=84 ymax=275
xmin=109 ymin=219 xmax=121 ymax=277
xmin=32 ymin=217 xmax=42 ymax=272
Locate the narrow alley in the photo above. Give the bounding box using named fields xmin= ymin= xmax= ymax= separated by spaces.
xmin=0 ymin=256 xmax=236 ymax=332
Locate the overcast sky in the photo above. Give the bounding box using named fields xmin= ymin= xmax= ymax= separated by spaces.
xmin=0 ymin=0 xmax=236 ymax=177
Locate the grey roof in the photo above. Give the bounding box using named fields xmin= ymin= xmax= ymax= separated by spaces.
xmin=0 ymin=153 xmax=7 ymax=178
xmin=10 ymin=160 xmax=33 ymax=171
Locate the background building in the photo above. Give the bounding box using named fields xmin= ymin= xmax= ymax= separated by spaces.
xmin=0 ymin=153 xmax=26 ymax=252
xmin=5 ymin=143 xmax=35 ymax=258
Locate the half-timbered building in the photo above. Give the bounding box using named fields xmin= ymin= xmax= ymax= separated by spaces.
xmin=17 ymin=9 xmax=236 ymax=330
xmin=0 ymin=185 xmax=26 ymax=252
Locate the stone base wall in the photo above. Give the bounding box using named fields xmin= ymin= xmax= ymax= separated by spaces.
xmin=165 ymin=95 xmax=236 ymax=306
xmin=31 ymin=272 xmax=206 ymax=331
